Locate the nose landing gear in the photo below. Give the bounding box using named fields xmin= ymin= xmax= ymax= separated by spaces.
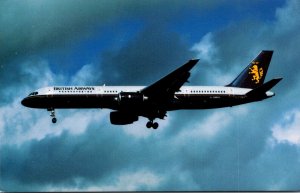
xmin=48 ymin=108 xmax=57 ymax=123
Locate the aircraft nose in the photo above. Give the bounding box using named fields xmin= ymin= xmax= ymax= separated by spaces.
xmin=21 ymin=97 xmax=30 ymax=107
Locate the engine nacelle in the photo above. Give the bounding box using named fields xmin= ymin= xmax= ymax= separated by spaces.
xmin=117 ymin=92 xmax=147 ymax=107
xmin=110 ymin=111 xmax=138 ymax=125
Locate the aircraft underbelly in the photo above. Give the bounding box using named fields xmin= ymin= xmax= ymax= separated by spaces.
xmin=166 ymin=94 xmax=247 ymax=110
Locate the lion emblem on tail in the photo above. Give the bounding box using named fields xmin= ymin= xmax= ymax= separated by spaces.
xmin=249 ymin=62 xmax=263 ymax=84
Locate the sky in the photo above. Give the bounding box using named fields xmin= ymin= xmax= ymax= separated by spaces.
xmin=1 ymin=0 xmax=300 ymax=191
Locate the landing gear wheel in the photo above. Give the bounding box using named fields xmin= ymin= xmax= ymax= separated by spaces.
xmin=52 ymin=117 xmax=57 ymax=123
xmin=48 ymin=108 xmax=57 ymax=124
xmin=146 ymin=121 xmax=152 ymax=129
xmin=152 ymin=122 xmax=159 ymax=129
xmin=146 ymin=121 xmax=159 ymax=129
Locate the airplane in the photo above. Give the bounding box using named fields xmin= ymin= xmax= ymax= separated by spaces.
xmin=21 ymin=50 xmax=282 ymax=129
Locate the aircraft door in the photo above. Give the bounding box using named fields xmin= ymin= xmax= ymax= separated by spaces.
xmin=47 ymin=87 xmax=53 ymax=98
xmin=229 ymin=88 xmax=234 ymax=96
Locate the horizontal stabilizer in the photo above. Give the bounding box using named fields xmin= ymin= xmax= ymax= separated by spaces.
xmin=246 ymin=78 xmax=282 ymax=98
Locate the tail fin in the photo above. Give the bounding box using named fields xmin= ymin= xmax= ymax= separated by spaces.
xmin=227 ymin=50 xmax=273 ymax=89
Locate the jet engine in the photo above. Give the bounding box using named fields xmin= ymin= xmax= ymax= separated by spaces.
xmin=110 ymin=111 xmax=138 ymax=125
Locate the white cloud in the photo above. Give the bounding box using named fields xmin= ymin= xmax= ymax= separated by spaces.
xmin=0 ymin=58 xmax=108 ymax=146
xmin=210 ymin=68 xmax=236 ymax=85
xmin=190 ymin=111 xmax=231 ymax=138
xmin=0 ymin=97 xmax=35 ymax=145
xmin=190 ymin=32 xmax=219 ymax=63
xmin=176 ymin=106 xmax=249 ymax=141
xmin=122 ymin=115 xmax=171 ymax=139
xmin=0 ymin=94 xmax=108 ymax=146
xmin=275 ymin=0 xmax=300 ymax=34
xmin=97 ymin=170 xmax=163 ymax=191
xmin=21 ymin=59 xmax=56 ymax=87
xmin=71 ymin=63 xmax=100 ymax=85
xmin=271 ymin=109 xmax=300 ymax=146
xmin=121 ymin=119 xmax=155 ymax=139
xmin=190 ymin=32 xmax=228 ymax=86
xmin=47 ymin=169 xmax=163 ymax=191
xmin=59 ymin=109 xmax=107 ymax=135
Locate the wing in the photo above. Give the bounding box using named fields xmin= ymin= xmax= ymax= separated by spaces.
xmin=141 ymin=59 xmax=199 ymax=101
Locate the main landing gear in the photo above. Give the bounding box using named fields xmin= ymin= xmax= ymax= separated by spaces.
xmin=48 ymin=108 xmax=57 ymax=123
xmin=146 ymin=120 xmax=159 ymax=129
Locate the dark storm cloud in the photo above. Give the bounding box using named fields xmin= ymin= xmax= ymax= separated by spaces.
xmin=210 ymin=0 xmax=300 ymax=90
xmin=99 ymin=24 xmax=193 ymax=85
xmin=0 ymin=0 xmax=131 ymax=104
xmin=238 ymin=143 xmax=300 ymax=189
xmin=0 ymin=0 xmax=219 ymax=64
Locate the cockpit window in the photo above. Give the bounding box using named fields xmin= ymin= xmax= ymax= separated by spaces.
xmin=28 ymin=92 xmax=38 ymax=96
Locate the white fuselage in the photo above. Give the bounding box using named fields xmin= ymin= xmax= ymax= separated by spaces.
xmin=35 ymin=85 xmax=251 ymax=96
